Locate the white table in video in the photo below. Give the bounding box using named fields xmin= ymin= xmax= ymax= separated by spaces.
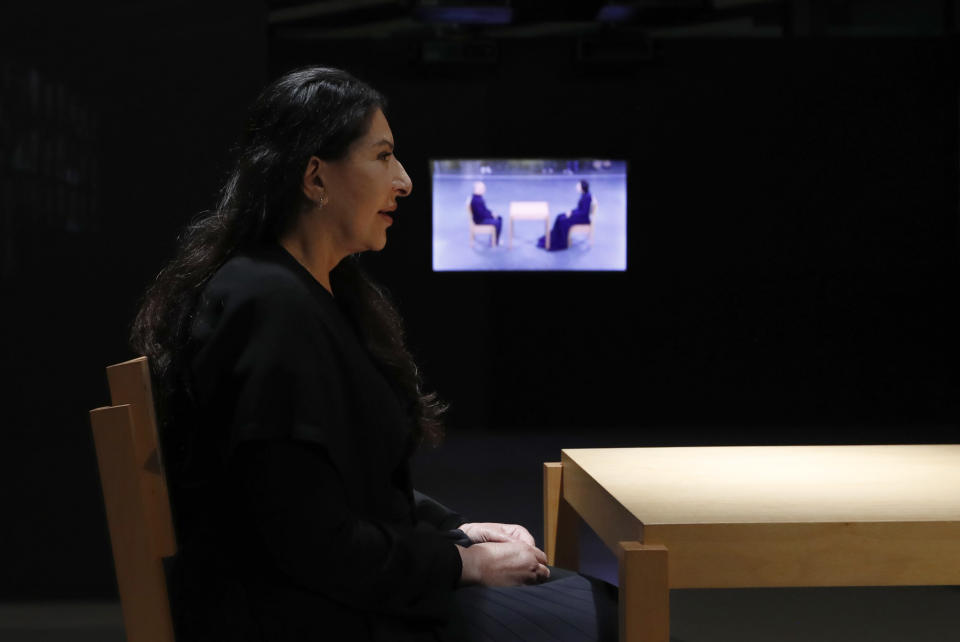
xmin=508 ymin=201 xmax=550 ymax=250
xmin=544 ymin=444 xmax=960 ymax=642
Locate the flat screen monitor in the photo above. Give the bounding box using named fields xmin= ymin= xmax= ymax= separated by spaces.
xmin=431 ymin=158 xmax=627 ymax=271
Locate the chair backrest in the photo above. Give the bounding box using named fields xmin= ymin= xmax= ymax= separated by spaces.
xmin=589 ymin=195 xmax=598 ymax=219
xmin=90 ymin=356 xmax=176 ymax=642
xmin=106 ymin=357 xmax=177 ymax=557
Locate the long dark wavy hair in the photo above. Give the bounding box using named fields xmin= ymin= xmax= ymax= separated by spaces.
xmin=130 ymin=66 xmax=446 ymax=446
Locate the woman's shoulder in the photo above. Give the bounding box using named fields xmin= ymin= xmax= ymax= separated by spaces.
xmin=214 ymin=251 xmax=298 ymax=291
xmin=190 ymin=248 xmax=340 ymax=360
xmin=206 ymin=247 xmax=322 ymax=311
xmin=192 ymin=250 xmax=339 ymax=345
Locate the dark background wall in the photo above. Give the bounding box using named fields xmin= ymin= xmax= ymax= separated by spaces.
xmin=1 ymin=0 xmax=268 ymax=598
xmin=275 ymin=36 xmax=959 ymax=434
xmin=2 ymin=1 xmax=958 ymax=599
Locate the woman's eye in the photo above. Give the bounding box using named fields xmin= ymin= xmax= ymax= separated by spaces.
xmin=379 ymin=152 xmax=392 ymax=160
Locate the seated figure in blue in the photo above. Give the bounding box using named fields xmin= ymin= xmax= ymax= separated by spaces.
xmin=469 ymin=181 xmax=502 ymax=245
xmin=538 ymin=180 xmax=592 ymax=251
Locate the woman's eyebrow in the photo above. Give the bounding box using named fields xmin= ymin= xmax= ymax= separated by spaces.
xmin=372 ymin=138 xmax=394 ymax=149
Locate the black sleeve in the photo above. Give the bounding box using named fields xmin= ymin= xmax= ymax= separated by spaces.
xmin=234 ymin=440 xmax=463 ymax=622
xmin=413 ymin=490 xmax=465 ymax=531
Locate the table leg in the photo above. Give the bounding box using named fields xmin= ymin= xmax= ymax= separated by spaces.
xmin=545 ymin=218 xmax=550 ymax=250
xmin=509 ymin=218 xmax=514 ymax=249
xmin=543 ymin=462 xmax=580 ymax=570
xmin=619 ymin=542 xmax=669 ymax=642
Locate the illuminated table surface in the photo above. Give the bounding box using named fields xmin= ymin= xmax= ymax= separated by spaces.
xmin=508 ymin=200 xmax=550 ymax=249
xmin=544 ymin=445 xmax=960 ymax=642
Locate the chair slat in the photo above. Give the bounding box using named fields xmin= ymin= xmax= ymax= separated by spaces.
xmin=106 ymin=357 xmax=177 ymax=557
xmin=90 ymin=404 xmax=176 ymax=642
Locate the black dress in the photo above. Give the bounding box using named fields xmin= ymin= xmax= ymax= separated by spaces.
xmin=164 ymin=245 xmax=463 ymax=641
xmin=162 ymin=244 xmax=618 ymax=642
xmin=470 ymin=194 xmax=503 ymax=243
xmin=537 ymin=192 xmax=593 ymax=251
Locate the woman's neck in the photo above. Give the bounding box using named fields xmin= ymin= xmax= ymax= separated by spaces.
xmin=278 ymin=227 xmax=343 ymax=295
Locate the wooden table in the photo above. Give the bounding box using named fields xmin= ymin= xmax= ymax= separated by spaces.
xmin=508 ymin=200 xmax=550 ymax=249
xmin=543 ymin=445 xmax=960 ymax=641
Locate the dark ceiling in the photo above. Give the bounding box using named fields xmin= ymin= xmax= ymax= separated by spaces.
xmin=264 ymin=0 xmax=956 ymax=41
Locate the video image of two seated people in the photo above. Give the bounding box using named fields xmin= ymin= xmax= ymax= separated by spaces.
xmin=431 ymin=159 xmax=627 ymax=271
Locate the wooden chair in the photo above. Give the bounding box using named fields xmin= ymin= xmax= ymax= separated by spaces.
xmin=467 ymin=197 xmax=497 ymax=247
xmin=89 ymin=356 xmax=177 ymax=642
xmin=567 ymin=196 xmax=598 ymax=248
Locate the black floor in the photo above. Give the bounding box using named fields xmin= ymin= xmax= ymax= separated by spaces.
xmin=0 ymin=601 xmax=124 ymax=642
xmin=4 ymin=427 xmax=957 ymax=641
xmin=3 ymin=588 xmax=957 ymax=642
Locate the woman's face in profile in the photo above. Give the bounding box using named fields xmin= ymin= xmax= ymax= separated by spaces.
xmin=319 ymin=108 xmax=413 ymax=254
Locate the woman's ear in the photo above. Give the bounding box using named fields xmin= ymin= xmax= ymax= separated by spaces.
xmin=302 ymin=156 xmax=327 ymax=206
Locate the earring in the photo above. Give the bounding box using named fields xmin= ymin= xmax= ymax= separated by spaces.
xmin=317 ymin=191 xmax=327 ymax=208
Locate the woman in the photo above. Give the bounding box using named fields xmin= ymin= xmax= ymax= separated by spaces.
xmin=131 ymin=66 xmax=616 ymax=641
xmin=537 ymin=179 xmax=593 ymax=251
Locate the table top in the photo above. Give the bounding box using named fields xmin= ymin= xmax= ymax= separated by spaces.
xmin=509 ymin=200 xmax=549 ymax=219
xmin=562 ymin=445 xmax=960 ymax=526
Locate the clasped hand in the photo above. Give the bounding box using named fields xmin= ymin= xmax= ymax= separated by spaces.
xmin=456 ymin=522 xmax=550 ymax=587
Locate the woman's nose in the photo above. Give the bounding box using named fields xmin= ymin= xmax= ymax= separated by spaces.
xmin=394 ymin=160 xmax=412 ymax=197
